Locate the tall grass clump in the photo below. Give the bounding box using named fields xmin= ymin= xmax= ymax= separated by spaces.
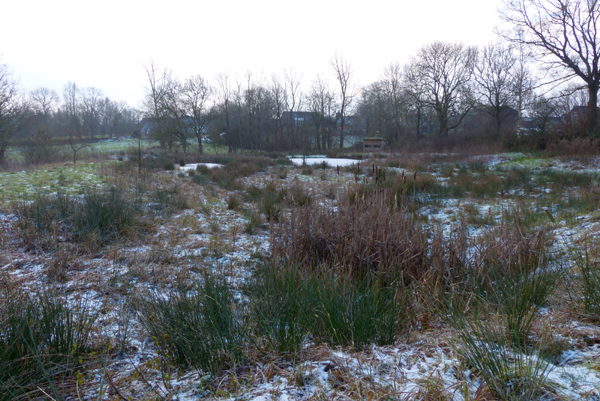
xmin=471 ymin=254 xmax=558 ymax=350
xmin=438 ymin=225 xmax=560 ymax=400
xmin=150 ymin=184 xmax=189 ymax=214
xmin=310 ymin=271 xmax=411 ymax=348
xmin=136 ymin=274 xmax=245 ymax=374
xmin=574 ymin=248 xmax=600 ymax=320
xmin=192 ymin=155 xmax=273 ymax=190
xmin=246 ymin=262 xmax=412 ymax=354
xmin=0 ymin=289 xmax=96 ymax=401
xmin=246 ymin=263 xmax=313 ymax=354
xmin=245 ymin=182 xmax=287 ymax=222
xmin=17 ymin=187 xmax=142 ymax=250
xmin=451 ymin=308 xmax=556 ymax=401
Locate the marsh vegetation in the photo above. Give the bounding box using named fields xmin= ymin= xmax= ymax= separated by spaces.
xmin=0 ymin=145 xmax=600 ymax=400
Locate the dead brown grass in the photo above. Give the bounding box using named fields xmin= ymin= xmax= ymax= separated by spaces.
xmin=271 ymin=194 xmax=429 ymax=282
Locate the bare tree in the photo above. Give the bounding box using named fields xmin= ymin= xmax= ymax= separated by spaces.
xmin=556 ymin=81 xmax=589 ymax=115
xmin=216 ymin=72 xmax=234 ymax=153
xmin=29 ymin=87 xmax=59 ymax=140
xmin=284 ymin=69 xmax=303 ymax=148
xmin=308 ymin=75 xmax=336 ymax=149
xmin=68 ymin=129 xmax=90 ymax=165
xmin=500 ymin=0 xmax=600 ymax=133
xmin=355 ymin=81 xmax=387 ymax=139
xmin=0 ymin=60 xmax=26 ymax=166
xmin=269 ymin=74 xmax=287 ymax=148
xmin=403 ymin=65 xmax=429 ymax=139
xmin=161 ymin=76 xmax=191 ymax=153
xmin=474 ymin=42 xmax=518 ymax=137
xmin=382 ymin=63 xmax=406 ymax=143
xmin=30 ymin=87 xmax=59 ymax=117
xmin=181 ymin=74 xmax=213 ymax=153
xmin=63 ymin=82 xmax=83 ymax=139
xmin=101 ymin=99 xmax=127 ymax=139
xmin=512 ymin=35 xmax=537 ymax=134
xmin=142 ymin=60 xmax=173 ymax=149
xmin=331 ymin=53 xmax=354 ymax=148
xmin=405 ymin=41 xmax=478 ymax=137
xmin=81 ymin=87 xmax=103 ymax=140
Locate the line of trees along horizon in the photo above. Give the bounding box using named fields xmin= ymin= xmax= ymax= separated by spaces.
xmin=1 ymin=0 xmax=599 ymax=163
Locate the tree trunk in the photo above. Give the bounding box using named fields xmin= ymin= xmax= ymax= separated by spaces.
xmin=438 ymin=117 xmax=449 ymax=137
xmin=0 ymin=145 xmax=6 ymax=168
xmin=588 ymin=84 xmax=598 ymax=135
xmin=339 ymin=115 xmax=345 ymax=149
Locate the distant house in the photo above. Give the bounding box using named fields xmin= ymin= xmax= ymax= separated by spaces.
xmin=363 ymin=137 xmax=385 ymax=152
xmin=280 ymin=111 xmax=314 ymax=128
xmin=337 ymin=116 xmax=355 ymax=133
xmin=138 ymin=118 xmax=159 ymax=136
xmin=138 ymin=116 xmax=200 ymax=136
xmin=563 ymin=105 xmax=600 ymax=126
xmin=280 ymin=111 xmax=336 ymax=133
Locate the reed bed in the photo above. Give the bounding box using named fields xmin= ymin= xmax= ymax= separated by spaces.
xmin=271 ymin=195 xmax=429 ymax=282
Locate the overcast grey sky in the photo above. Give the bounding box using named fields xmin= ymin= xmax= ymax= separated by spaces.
xmin=1 ymin=0 xmax=502 ymax=107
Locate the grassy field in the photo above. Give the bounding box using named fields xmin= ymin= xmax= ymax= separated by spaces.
xmin=0 ymin=149 xmax=599 ymax=400
xmin=4 ymin=136 xmax=230 ymax=165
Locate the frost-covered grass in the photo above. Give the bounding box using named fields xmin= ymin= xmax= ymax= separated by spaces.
xmin=0 ymin=164 xmax=108 ymax=203
xmin=1 ymin=151 xmax=600 ymax=399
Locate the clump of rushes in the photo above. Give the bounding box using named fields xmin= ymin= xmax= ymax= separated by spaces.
xmin=437 ymin=225 xmax=560 ymax=400
xmin=246 ymin=263 xmax=312 ymax=354
xmin=246 ymin=262 xmax=412 ymax=353
xmin=191 ymin=155 xmax=274 ymax=190
xmin=310 ymin=271 xmax=412 ymax=348
xmin=136 ymin=274 xmax=245 ymax=374
xmin=226 ymin=194 xmax=241 ymax=211
xmin=17 ymin=187 xmax=143 ymax=251
xmin=245 ymin=182 xmax=287 ymax=223
xmin=574 ymin=247 xmax=600 ymax=320
xmin=0 ymin=288 xmax=96 ymax=401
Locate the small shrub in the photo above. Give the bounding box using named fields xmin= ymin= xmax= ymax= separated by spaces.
xmin=277 ymin=167 xmax=288 ymax=179
xmin=301 ymin=166 xmax=313 ymax=176
xmin=158 ymin=155 xmax=175 ymax=171
xmin=196 ymin=164 xmax=210 ymax=175
xmin=288 ymin=183 xmax=312 ymax=207
xmin=191 ymin=173 xmax=209 ymax=185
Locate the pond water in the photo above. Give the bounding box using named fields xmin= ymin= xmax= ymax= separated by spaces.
xmin=288 ymin=157 xmax=360 ymax=167
xmin=178 ymin=163 xmax=223 ymax=171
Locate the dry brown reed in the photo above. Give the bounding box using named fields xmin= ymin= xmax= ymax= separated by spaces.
xmin=473 ymin=223 xmax=547 ymax=278
xmin=271 ymin=194 xmax=428 ymax=282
